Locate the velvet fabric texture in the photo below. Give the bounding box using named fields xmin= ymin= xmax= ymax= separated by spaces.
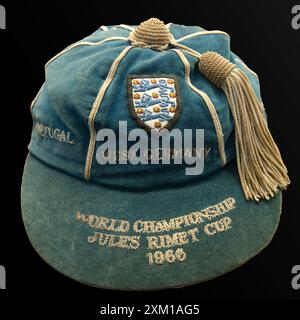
xmin=22 ymin=155 xmax=281 ymax=290
xmin=28 ymin=23 xmax=261 ymax=188
xmin=21 ymin=22 xmax=283 ymax=290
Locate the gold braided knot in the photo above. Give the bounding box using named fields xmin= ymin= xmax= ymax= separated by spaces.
xmin=198 ymin=50 xmax=290 ymax=201
xmin=129 ymin=18 xmax=171 ymax=51
xmin=199 ymin=51 xmax=236 ymax=88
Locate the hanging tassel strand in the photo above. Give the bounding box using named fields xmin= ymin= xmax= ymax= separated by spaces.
xmin=199 ymin=51 xmax=290 ymax=201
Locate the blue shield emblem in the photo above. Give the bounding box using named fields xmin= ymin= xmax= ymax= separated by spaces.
xmin=128 ymin=76 xmax=180 ymax=131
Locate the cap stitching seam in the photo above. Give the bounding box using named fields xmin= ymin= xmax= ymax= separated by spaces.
xmin=172 ymin=49 xmax=227 ymax=166
xmin=30 ymin=83 xmax=45 ymax=112
xmin=45 ymin=37 xmax=128 ymax=69
xmin=175 ymin=30 xmax=230 ymax=42
xmin=84 ymin=45 xmax=133 ymax=180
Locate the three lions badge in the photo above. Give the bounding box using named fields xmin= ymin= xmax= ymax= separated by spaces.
xmin=128 ymin=76 xmax=180 ymax=131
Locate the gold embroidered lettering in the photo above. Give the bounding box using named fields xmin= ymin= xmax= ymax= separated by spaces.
xmin=147 ymin=248 xmax=187 ymax=265
xmin=87 ymin=232 xmax=100 ymax=243
xmin=129 ymin=236 xmax=141 ymax=250
xmin=97 ymin=216 xmax=110 ymax=230
xmin=132 ymin=197 xmax=236 ymax=234
xmin=116 ymin=220 xmax=130 ymax=233
xmin=99 ymin=233 xmax=110 ymax=246
xmin=88 ymin=215 xmax=101 ymax=228
xmin=146 ymin=228 xmax=199 ymax=250
xmin=224 ymin=197 xmax=236 ymax=211
xmin=76 ymin=197 xmax=236 ymax=260
xmin=59 ymin=130 xmax=67 ymax=143
xmin=187 ymin=227 xmax=200 ymax=242
xmin=76 ymin=211 xmax=89 ymax=223
xmin=204 ymin=223 xmax=216 ymax=236
xmin=87 ymin=231 xmax=140 ymax=250
xmin=147 ymin=236 xmax=160 ymax=250
xmin=204 ymin=216 xmax=232 ymax=236
xmin=174 ymin=216 xmax=185 ymax=229
xmin=77 ymin=212 xmax=130 ymax=233
xmin=47 ymin=127 xmax=54 ymax=139
xmin=34 ymin=122 xmax=75 ymax=145
xmin=133 ymin=220 xmax=143 ymax=233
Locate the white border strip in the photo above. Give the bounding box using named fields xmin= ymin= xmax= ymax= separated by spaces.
xmin=100 ymin=25 xmax=109 ymax=31
xmin=45 ymin=37 xmax=128 ymax=68
xmin=118 ymin=24 xmax=135 ymax=31
xmin=175 ymin=30 xmax=230 ymax=42
xmin=84 ymin=46 xmax=133 ymax=180
xmin=30 ymin=83 xmax=45 ymax=112
xmin=172 ymin=49 xmax=227 ymax=166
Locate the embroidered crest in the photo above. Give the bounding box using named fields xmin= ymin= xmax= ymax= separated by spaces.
xmin=128 ymin=76 xmax=180 ymax=131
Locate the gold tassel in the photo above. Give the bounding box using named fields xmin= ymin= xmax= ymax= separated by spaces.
xmin=199 ymin=51 xmax=290 ymax=201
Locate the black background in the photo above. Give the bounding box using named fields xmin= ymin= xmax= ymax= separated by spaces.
xmin=1 ymin=0 xmax=299 ymax=310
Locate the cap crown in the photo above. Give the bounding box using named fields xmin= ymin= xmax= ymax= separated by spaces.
xmin=29 ymin=22 xmax=262 ymax=189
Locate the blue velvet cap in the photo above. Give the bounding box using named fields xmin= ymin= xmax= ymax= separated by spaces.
xmin=21 ymin=19 xmax=283 ymax=290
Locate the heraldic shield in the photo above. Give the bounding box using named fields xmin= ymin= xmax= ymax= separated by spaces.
xmin=128 ymin=76 xmax=181 ymax=131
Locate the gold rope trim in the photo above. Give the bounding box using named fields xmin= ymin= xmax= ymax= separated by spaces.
xmin=172 ymin=49 xmax=227 ymax=166
xmin=170 ymin=40 xmax=203 ymax=59
xmin=84 ymin=46 xmax=133 ymax=180
xmin=171 ymin=36 xmax=259 ymax=80
xmin=199 ymin=51 xmax=290 ymax=200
